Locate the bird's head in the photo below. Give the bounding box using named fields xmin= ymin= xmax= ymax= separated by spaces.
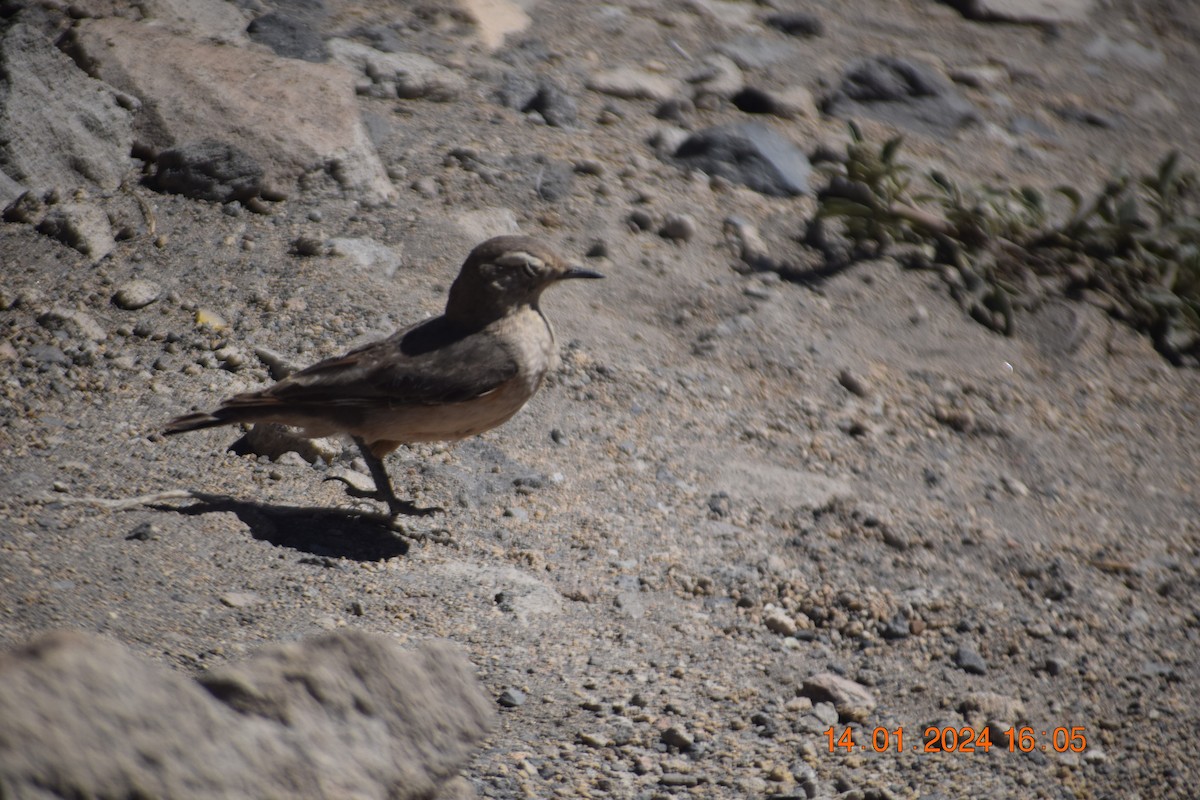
xmin=446 ymin=236 xmax=603 ymax=323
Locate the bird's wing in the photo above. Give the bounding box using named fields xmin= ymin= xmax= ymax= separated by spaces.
xmin=223 ymin=316 xmax=520 ymax=410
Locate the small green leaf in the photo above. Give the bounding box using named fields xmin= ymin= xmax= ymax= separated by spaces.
xmin=881 ymin=136 xmax=905 ymax=165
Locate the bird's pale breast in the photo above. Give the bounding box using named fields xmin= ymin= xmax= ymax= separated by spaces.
xmin=356 ymin=307 xmax=555 ymax=443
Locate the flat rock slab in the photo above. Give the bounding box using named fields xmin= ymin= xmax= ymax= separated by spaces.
xmin=0 ymin=22 xmax=133 ymax=197
xmin=717 ymin=459 xmax=856 ymax=509
xmin=69 ymin=18 xmax=395 ymax=203
xmin=672 ymin=122 xmax=811 ymax=196
xmin=0 ymin=630 xmax=494 ymax=800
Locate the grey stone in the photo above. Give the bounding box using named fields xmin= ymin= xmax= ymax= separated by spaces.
xmin=955 ymin=644 xmax=989 ymax=675
xmin=328 ymin=39 xmax=467 ymax=102
xmin=763 ymin=606 xmax=798 ymax=636
xmin=809 ymin=701 xmax=839 ymax=727
xmin=800 ymin=673 xmax=877 ymax=722
xmin=248 ymin=11 xmax=328 ymax=62
xmin=686 ymin=54 xmax=744 ymax=104
xmin=38 ymin=308 xmax=107 ymax=342
xmin=532 ymin=161 xmax=574 ymax=201
xmin=825 ymin=56 xmax=978 ymax=136
xmin=113 ymin=279 xmax=163 ymax=310
xmin=70 ymin=17 xmax=395 ymax=204
xmin=587 ymin=67 xmax=682 ymax=102
xmin=716 ymin=459 xmax=854 ymax=509
xmin=496 ymin=73 xmax=578 ymax=127
xmin=0 ymin=630 xmax=493 ymax=800
xmin=1084 ymin=34 xmax=1165 ymax=71
xmin=0 ymin=170 xmax=23 ymax=210
xmin=717 ymin=36 xmax=797 ymax=69
xmin=36 ymin=203 xmax=115 ymax=260
xmin=661 ymin=725 xmax=695 ymax=751
xmin=672 ymin=122 xmax=811 ymax=196
xmin=231 ymin=423 xmax=342 ymax=464
xmin=136 ymin=0 xmax=253 ymax=44
xmin=660 ymin=213 xmax=698 ymax=242
xmin=147 ymin=140 xmax=265 ymax=203
xmin=0 ymin=22 xmax=134 ymax=196
xmin=329 ymin=237 xmax=403 ymax=279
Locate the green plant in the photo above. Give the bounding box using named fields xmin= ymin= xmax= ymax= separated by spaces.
xmin=815 ymin=124 xmax=1200 ymax=365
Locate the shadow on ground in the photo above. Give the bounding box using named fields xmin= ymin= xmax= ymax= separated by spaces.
xmin=151 ymin=493 xmax=423 ymax=561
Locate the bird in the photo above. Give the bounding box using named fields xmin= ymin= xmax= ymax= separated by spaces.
xmin=164 ymin=235 xmax=603 ymax=519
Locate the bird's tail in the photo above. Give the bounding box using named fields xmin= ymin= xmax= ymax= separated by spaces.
xmin=164 ymin=391 xmax=287 ymax=435
xmin=162 ymin=410 xmax=239 ymax=435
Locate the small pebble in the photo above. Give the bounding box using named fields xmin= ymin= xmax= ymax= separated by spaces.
xmin=578 ymin=731 xmax=608 ymax=748
xmin=838 ymin=368 xmax=871 ymax=397
xmin=219 ymin=592 xmax=263 ymax=609
xmin=126 ymin=522 xmax=161 ymax=541
xmin=660 ymin=213 xmax=697 ymax=242
xmin=955 ymin=644 xmax=988 ymax=675
xmin=498 ymin=688 xmax=527 ymax=708
xmin=112 ymin=279 xmax=162 ymax=310
xmin=661 ymin=725 xmax=695 ymax=751
xmin=763 ymin=606 xmax=797 ymax=636
xmin=628 ymin=208 xmax=656 ymax=232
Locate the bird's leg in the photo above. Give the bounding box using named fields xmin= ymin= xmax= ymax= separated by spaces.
xmin=347 ymin=437 xmax=442 ymax=517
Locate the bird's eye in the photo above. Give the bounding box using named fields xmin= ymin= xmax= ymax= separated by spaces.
xmin=495 ymin=251 xmax=544 ymax=279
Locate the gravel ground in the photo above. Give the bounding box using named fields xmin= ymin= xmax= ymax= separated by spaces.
xmin=2 ymin=0 xmax=1198 ymax=797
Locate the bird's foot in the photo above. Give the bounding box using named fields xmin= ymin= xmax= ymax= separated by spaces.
xmin=386 ymin=517 xmax=455 ymax=546
xmin=384 ymin=498 xmax=445 ymax=518
xmin=323 ymin=474 xmax=444 ymax=516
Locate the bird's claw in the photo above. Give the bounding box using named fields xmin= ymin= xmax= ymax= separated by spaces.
xmin=322 ymin=474 xmax=443 ymax=517
xmin=385 ymin=500 xmax=445 ymax=518
xmin=387 ymin=518 xmax=456 ymax=546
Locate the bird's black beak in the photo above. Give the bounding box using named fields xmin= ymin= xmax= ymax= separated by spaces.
xmin=561 ymin=265 xmax=605 ymax=280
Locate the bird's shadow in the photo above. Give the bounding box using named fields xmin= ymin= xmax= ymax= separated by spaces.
xmin=150 ymin=493 xmax=423 ymax=561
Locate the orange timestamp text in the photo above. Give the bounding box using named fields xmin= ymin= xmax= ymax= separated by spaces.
xmin=824 ymin=725 xmax=1087 ymax=754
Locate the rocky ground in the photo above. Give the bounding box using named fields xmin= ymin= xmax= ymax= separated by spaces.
xmin=1 ymin=0 xmax=1198 ymax=798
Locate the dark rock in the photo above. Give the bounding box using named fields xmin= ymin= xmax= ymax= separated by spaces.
xmin=763 ymin=12 xmax=826 ymax=37
xmin=955 ymin=644 xmax=989 ymax=675
xmin=671 ymin=122 xmax=811 ymax=196
xmin=731 ymin=86 xmax=778 ymax=114
xmin=628 ymin=208 xmax=656 ymax=232
xmin=497 ymin=73 xmax=578 ymax=127
xmin=882 ymin=613 xmax=911 ymax=640
xmin=824 ymin=56 xmax=978 ymax=136
xmin=943 ymin=0 xmax=1093 ymax=25
xmin=247 ymin=12 xmax=328 ymax=62
xmin=751 ymin=711 xmax=778 ymax=737
xmin=147 ymin=140 xmax=265 ymax=203
xmin=0 ymin=630 xmax=493 ymax=799
xmin=125 ymin=522 xmax=161 ymax=541
xmin=655 ymin=97 xmax=694 ymax=122
xmin=35 ymin=203 xmax=114 ymax=260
